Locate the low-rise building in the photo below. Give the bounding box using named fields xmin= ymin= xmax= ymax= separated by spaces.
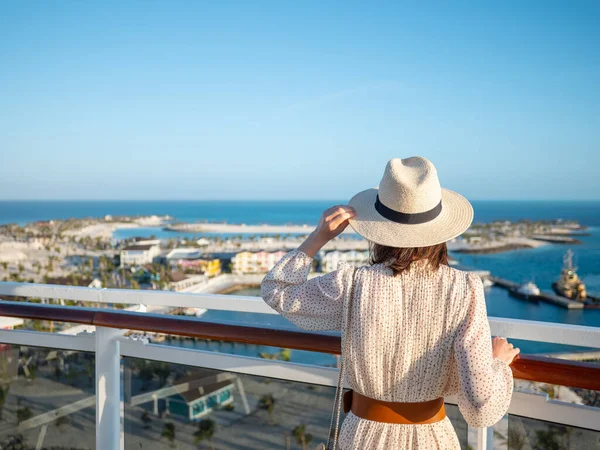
xmin=166 ymin=248 xmax=204 ymax=263
xmin=178 ymin=258 xmax=221 ymax=277
xmin=166 ymin=371 xmax=235 ymax=421
xmin=231 ymin=250 xmax=287 ymax=274
xmin=166 ymin=248 xmax=220 ymax=277
xmin=120 ymin=243 xmax=161 ymax=266
xmin=129 ymin=237 xmax=162 ymax=246
xmin=320 ymin=250 xmax=369 ymax=273
xmin=167 ymin=271 xmax=207 ymax=291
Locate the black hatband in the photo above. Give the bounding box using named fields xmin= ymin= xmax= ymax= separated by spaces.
xmin=374 ymin=195 xmax=442 ymax=224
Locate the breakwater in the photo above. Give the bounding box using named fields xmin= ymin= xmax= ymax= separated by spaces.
xmin=490 ymin=276 xmax=585 ymax=309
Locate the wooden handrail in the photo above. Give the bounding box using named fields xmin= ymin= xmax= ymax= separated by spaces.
xmin=1 ymin=301 xmax=599 ymax=391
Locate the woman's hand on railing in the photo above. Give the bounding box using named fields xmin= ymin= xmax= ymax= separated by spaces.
xmin=298 ymin=205 xmax=356 ymax=257
xmin=493 ymin=337 xmax=520 ymax=365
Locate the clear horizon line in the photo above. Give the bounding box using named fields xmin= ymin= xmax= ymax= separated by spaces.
xmin=1 ymin=198 xmax=599 ymax=203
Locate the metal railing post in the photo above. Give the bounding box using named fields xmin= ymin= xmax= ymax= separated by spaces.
xmin=475 ymin=427 xmax=487 ymax=450
xmin=475 ymin=426 xmax=495 ymax=450
xmin=96 ymin=326 xmax=123 ymax=450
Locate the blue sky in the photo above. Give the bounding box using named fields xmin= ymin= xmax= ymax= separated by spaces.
xmin=1 ymin=1 xmax=599 ymax=200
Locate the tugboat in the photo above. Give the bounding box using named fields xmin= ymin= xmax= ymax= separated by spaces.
xmin=552 ymin=249 xmax=587 ymax=301
xmin=510 ymin=281 xmax=541 ymax=302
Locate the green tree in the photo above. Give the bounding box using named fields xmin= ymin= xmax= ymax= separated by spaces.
xmin=153 ymin=362 xmax=171 ymax=386
xmin=0 ymin=384 xmax=10 ymax=421
xmin=194 ymin=419 xmax=216 ymax=449
xmin=161 ymin=422 xmax=176 ymax=447
xmin=85 ymin=360 xmax=94 ymax=384
xmin=141 ymin=411 xmax=152 ymax=429
xmin=534 ymin=424 xmax=572 ymax=450
xmin=292 ymin=424 xmax=313 ymax=450
xmin=16 ymin=407 xmax=32 ymax=424
xmin=258 ymin=394 xmax=276 ymax=424
xmin=56 ymin=415 xmax=70 ymax=427
xmin=494 ymin=427 xmax=528 ymax=450
xmin=66 ymin=366 xmax=79 ymax=384
xmin=54 ymin=363 xmax=62 ymax=382
xmin=0 ymin=434 xmax=26 ymax=450
xmin=0 ymin=262 xmax=8 ymax=272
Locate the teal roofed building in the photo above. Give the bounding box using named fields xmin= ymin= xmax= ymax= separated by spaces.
xmin=166 ymin=371 xmax=235 ymax=422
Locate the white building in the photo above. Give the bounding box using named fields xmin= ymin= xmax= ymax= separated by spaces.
xmin=0 ymin=317 xmax=24 ymax=330
xmin=130 ymin=237 xmax=162 ymax=246
xmin=320 ymin=250 xmax=369 ymax=273
xmin=120 ymin=243 xmax=161 ymax=266
xmin=166 ymin=248 xmax=203 ymax=262
xmin=196 ymin=238 xmax=211 ymax=247
xmin=231 ymin=251 xmax=287 ymax=274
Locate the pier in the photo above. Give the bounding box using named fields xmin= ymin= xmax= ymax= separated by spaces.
xmin=489 ymin=276 xmax=585 ymax=309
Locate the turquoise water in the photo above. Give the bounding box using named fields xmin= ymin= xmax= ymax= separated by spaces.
xmin=2 ymin=200 xmax=600 ymax=226
xmin=2 ymin=200 xmax=600 ymax=355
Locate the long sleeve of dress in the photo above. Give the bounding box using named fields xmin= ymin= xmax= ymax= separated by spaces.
xmin=453 ymin=273 xmax=514 ymax=428
xmin=261 ymin=250 xmax=353 ymax=331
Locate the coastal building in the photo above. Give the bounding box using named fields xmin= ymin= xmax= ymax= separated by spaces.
xmin=231 ymin=250 xmax=287 ymax=274
xmin=166 ymin=248 xmax=221 ymax=277
xmin=129 ymin=237 xmax=162 ymax=246
xmin=166 ymin=371 xmax=235 ymax=421
xmin=167 ymin=271 xmax=207 ymax=291
xmin=120 ymin=243 xmax=161 ymax=266
xmin=177 ymin=258 xmax=221 ymax=277
xmin=231 ymin=251 xmax=254 ymax=274
xmin=320 ymin=250 xmax=370 ymax=273
xmin=196 ymin=238 xmax=211 ymax=247
xmin=45 ymin=276 xmax=103 ymax=289
xmin=166 ymin=248 xmax=204 ymax=263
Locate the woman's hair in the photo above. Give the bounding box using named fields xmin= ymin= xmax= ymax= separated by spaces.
xmin=369 ymin=242 xmax=448 ymax=276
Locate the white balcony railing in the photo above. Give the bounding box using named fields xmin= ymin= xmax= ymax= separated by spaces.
xmin=0 ymin=281 xmax=599 ymax=450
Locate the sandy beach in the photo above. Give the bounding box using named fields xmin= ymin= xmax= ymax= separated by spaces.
xmin=63 ymin=216 xmax=167 ymax=240
xmin=63 ymin=222 xmax=140 ymax=240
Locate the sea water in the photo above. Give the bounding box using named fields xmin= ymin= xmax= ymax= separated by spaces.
xmin=2 ymin=200 xmax=600 ymax=356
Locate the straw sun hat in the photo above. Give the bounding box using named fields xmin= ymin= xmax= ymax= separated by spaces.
xmin=348 ymin=157 xmax=473 ymax=248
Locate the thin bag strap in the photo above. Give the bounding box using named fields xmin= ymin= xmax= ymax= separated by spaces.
xmin=326 ymin=267 xmax=357 ymax=450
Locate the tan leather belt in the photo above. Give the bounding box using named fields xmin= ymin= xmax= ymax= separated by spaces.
xmin=345 ymin=391 xmax=446 ymax=425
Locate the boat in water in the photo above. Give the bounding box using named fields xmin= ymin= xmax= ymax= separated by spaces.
xmin=183 ymin=307 xmax=208 ymax=318
xmin=510 ymin=281 xmax=541 ymax=302
xmin=552 ymin=250 xmax=587 ymax=301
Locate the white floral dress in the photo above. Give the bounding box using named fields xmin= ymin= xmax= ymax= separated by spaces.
xmin=261 ymin=250 xmax=513 ymax=449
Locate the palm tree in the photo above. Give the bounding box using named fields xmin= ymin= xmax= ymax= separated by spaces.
xmin=141 ymin=411 xmax=152 ymax=429
xmin=0 ymin=262 xmax=7 ymax=272
xmin=292 ymin=424 xmax=313 ymax=450
xmin=534 ymin=424 xmax=571 ymax=450
xmin=258 ymin=394 xmax=276 ymax=424
xmin=161 ymin=422 xmax=176 ymax=447
xmin=54 ymin=362 xmax=62 ymax=382
xmin=194 ymin=419 xmax=216 ymax=449
xmin=494 ymin=427 xmax=528 ymax=450
xmin=0 ymin=384 xmax=10 ymax=421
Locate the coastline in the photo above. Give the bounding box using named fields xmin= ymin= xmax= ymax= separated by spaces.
xmin=447 ymin=237 xmax=548 ymax=255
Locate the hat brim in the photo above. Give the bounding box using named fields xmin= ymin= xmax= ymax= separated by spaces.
xmin=348 ymin=188 xmax=473 ymax=248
